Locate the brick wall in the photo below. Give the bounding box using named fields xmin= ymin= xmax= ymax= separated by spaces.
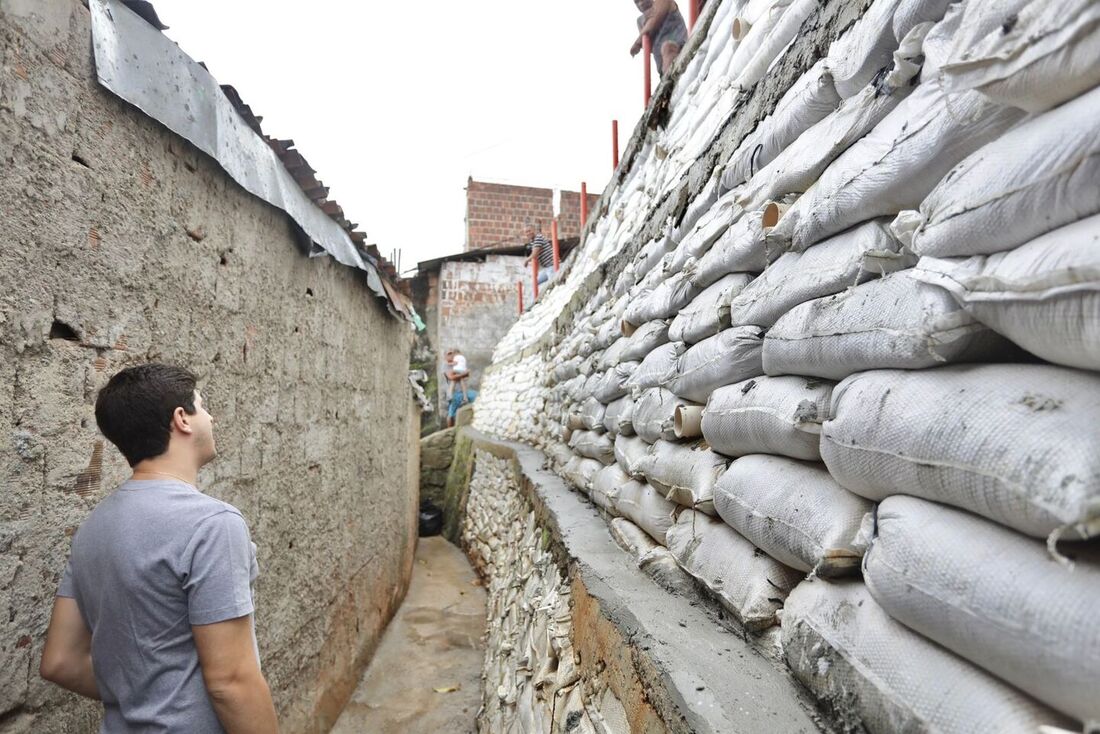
xmin=465 ymin=178 xmax=601 ymax=251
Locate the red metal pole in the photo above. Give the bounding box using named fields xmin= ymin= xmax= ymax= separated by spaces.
xmin=643 ymin=35 xmax=652 ymax=106
xmin=580 ymin=183 xmax=588 ymax=233
xmin=517 ymin=281 xmax=524 ymax=313
xmin=532 ymin=251 xmax=540 ymax=300
xmin=612 ymin=120 xmax=620 ymax=171
xmin=552 ymin=220 xmax=560 ymax=271
xmin=689 ymin=0 xmax=699 ymax=30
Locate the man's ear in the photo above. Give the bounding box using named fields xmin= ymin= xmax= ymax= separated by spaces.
xmin=171 ymin=406 xmax=194 ymax=436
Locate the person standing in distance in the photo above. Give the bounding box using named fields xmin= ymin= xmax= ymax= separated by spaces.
xmin=40 ymin=363 xmax=278 ymax=733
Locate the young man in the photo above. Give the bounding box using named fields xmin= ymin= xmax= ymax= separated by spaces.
xmin=630 ymin=0 xmax=688 ymax=76
xmin=40 ymin=364 xmax=278 ymax=733
xmin=523 ymin=227 xmax=554 ymax=287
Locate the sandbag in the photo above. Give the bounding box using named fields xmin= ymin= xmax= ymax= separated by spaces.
xmin=608 ymin=518 xmax=696 ymax=597
xmin=825 ymin=0 xmax=907 ymax=98
xmin=577 ymin=397 xmax=607 ymax=432
xmin=736 ymin=22 xmax=926 ymax=210
xmin=562 ymin=455 xmax=604 ymax=492
xmin=619 ymin=319 xmax=671 ymax=362
xmin=634 ymin=440 xmax=728 ymax=515
xmin=668 ymin=273 xmax=753 ymax=345
xmin=563 ymin=374 xmax=589 ymax=403
xmin=782 ymin=579 xmax=1074 ymax=734
xmin=632 ymin=388 xmax=697 ymax=445
xmin=603 ymin=395 xmax=635 ymax=437
xmin=568 ymin=430 xmax=615 ymax=465
xmin=597 ymin=335 xmax=631 ymax=370
xmin=767 ymin=82 xmax=1026 ymax=253
xmin=590 ymin=464 xmax=630 ymax=515
xmin=623 ymin=269 xmax=702 ymax=327
xmin=896 ymin=83 xmax=1100 ymax=258
xmin=722 ymin=60 xmax=840 ymax=190
xmin=865 ymin=496 xmax=1100 ymax=724
xmin=614 ymin=434 xmax=652 ymax=479
xmin=594 ymin=316 xmax=623 ymax=352
xmin=822 ymin=364 xmax=1100 ymax=539
xmin=665 ymin=510 xmax=802 ymax=631
xmin=688 ymin=210 xmax=773 ymax=289
xmin=626 ymin=342 xmax=685 ymax=394
xmin=590 ymin=362 xmax=639 ymax=404
xmin=552 ymin=357 xmax=581 ymax=383
xmin=614 ymin=480 xmax=679 ymax=545
xmin=668 ymin=326 xmax=765 ymax=403
xmin=667 ymin=189 xmax=744 ymax=273
xmin=890 ymin=0 xmax=955 ymax=42
xmin=911 ymin=215 xmax=1100 ymax=371
xmin=940 ymin=0 xmax=1100 ymax=113
xmin=734 ymin=0 xmax=819 ymax=92
xmin=763 ymin=270 xmax=1009 ymax=380
xmin=728 ymin=219 xmax=913 ymax=329
xmin=715 ymin=455 xmax=870 ymax=576
xmin=702 ymin=375 xmax=834 ymax=461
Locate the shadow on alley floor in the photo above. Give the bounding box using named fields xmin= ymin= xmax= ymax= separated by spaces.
xmin=331 ymin=536 xmax=487 ymax=734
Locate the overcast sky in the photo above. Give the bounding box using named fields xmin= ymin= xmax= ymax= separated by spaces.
xmin=151 ymin=1 xmax=656 ymax=271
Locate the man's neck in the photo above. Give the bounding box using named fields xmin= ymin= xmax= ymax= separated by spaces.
xmin=131 ymin=458 xmax=199 ymax=487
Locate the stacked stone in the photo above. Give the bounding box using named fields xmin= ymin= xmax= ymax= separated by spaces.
xmin=474 ymin=0 xmax=1100 ymax=730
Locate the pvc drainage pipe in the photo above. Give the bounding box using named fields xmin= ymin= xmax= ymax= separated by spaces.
xmin=675 ymin=405 xmax=704 ymax=439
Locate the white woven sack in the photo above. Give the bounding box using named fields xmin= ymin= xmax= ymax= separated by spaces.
xmin=597 ymin=335 xmax=630 ymax=370
xmin=578 ymin=397 xmax=607 ymax=432
xmin=702 ymin=375 xmax=834 ymax=461
xmin=608 ymin=518 xmax=696 ymax=596
xmin=715 ymin=455 xmax=871 ymax=576
xmin=767 ymin=82 xmax=1026 ymax=253
xmin=890 ymin=0 xmax=955 ymax=43
xmin=822 ymin=364 xmax=1100 ymax=539
xmin=940 ymin=0 xmax=1100 ymax=113
xmin=562 ymin=455 xmax=604 ymax=493
xmin=722 ymin=60 xmax=840 ymax=191
xmin=595 ymin=316 xmax=622 ymax=352
xmin=613 ymin=434 xmax=652 ymax=479
xmin=736 ymin=22 xmax=927 ymax=211
xmin=763 ymin=270 xmax=1007 ymax=380
xmin=865 ymin=496 xmax=1100 ymax=725
xmin=895 ymin=83 xmax=1100 ymax=259
xmin=688 ymin=210 xmax=772 ymax=289
xmin=668 ymin=325 xmax=765 ymax=403
xmin=590 ymin=362 xmax=639 ymax=404
xmin=615 ymin=480 xmax=679 ymax=545
xmin=552 ymin=357 xmax=581 ymax=383
xmin=782 ymin=578 xmax=1075 ymax=734
xmin=825 ymin=0 xmax=907 ymax=98
xmin=624 ymin=269 xmax=702 ymax=328
xmin=632 ymin=388 xmax=698 ymax=445
xmin=626 ymin=342 xmax=685 ymax=394
xmin=634 ymin=439 xmax=728 ymax=515
xmin=630 ymin=236 xmax=677 ymax=285
xmin=603 ymin=395 xmax=635 ymax=437
xmin=666 ymin=510 xmax=802 ymax=631
xmin=669 ymin=273 xmax=753 ymax=345
xmin=734 ymin=0 xmax=819 ymax=91
xmin=728 ymin=219 xmax=912 ymax=329
xmin=911 ymin=215 xmax=1100 ymax=371
xmin=568 ymin=430 xmax=615 ymax=465
xmin=619 ymin=319 xmax=671 ymax=362
xmin=667 ymin=189 xmax=744 ymax=273
xmin=590 ymin=464 xmax=630 ymax=515
xmin=564 ymin=375 xmax=589 ymax=403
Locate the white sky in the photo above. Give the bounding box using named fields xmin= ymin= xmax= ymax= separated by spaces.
xmin=151 ymin=0 xmax=655 ymax=271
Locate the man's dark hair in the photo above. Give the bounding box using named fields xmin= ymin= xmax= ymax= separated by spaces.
xmin=95 ymin=363 xmax=198 ymax=467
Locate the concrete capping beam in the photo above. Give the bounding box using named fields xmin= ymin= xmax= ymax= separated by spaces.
xmin=458 ymin=427 xmax=830 ymax=734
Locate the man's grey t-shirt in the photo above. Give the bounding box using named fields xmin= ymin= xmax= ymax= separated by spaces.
xmin=58 ymin=479 xmax=259 ymax=733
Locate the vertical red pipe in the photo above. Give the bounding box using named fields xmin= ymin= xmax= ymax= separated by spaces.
xmin=642 ymin=35 xmax=652 ymax=106
xmin=689 ymin=0 xmax=699 ymax=30
xmin=532 ymin=252 xmax=540 ymax=300
xmin=612 ymin=120 xmax=620 ymax=171
xmin=580 ymin=182 xmax=588 ymax=233
xmin=552 ymin=220 xmax=561 ymax=271
xmin=518 ymin=282 xmax=524 ymax=313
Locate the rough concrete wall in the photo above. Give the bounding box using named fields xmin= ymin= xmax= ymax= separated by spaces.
xmin=436 ymin=255 xmax=527 ymax=411
xmin=0 ymin=2 xmax=417 ymax=731
xmin=465 ymin=178 xmax=601 ymax=251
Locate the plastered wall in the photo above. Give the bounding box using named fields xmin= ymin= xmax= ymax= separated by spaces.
xmin=0 ymin=1 xmax=418 ymax=731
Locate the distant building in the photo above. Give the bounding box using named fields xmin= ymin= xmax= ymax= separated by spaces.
xmin=465 ymin=178 xmax=600 ymax=251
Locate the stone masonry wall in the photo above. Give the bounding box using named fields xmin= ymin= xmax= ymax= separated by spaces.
xmin=0 ymin=2 xmax=418 ymax=731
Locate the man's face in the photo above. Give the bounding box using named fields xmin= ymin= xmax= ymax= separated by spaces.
xmin=635 ymin=0 xmax=652 ymax=12
xmin=192 ymin=391 xmax=217 ymax=466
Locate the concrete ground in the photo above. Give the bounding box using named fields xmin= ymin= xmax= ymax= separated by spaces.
xmin=330 ymin=536 xmax=487 ymax=734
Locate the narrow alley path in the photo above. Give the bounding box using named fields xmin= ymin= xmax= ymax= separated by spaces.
xmin=330 ymin=537 xmax=487 ymax=734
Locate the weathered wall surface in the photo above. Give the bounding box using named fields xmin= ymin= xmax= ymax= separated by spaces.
xmin=0 ymin=2 xmax=417 ymax=731
xmin=435 ymin=255 xmax=527 ymax=410
xmin=465 ymin=178 xmax=601 ymax=251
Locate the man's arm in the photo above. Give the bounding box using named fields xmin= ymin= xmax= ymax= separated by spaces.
xmin=632 ymin=0 xmax=674 ymax=53
xmin=40 ymin=597 xmax=100 ymax=700
xmin=193 ymin=616 xmax=278 ymax=734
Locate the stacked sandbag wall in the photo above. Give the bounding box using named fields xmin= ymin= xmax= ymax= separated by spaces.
xmin=474 ymin=0 xmax=1100 ymax=731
